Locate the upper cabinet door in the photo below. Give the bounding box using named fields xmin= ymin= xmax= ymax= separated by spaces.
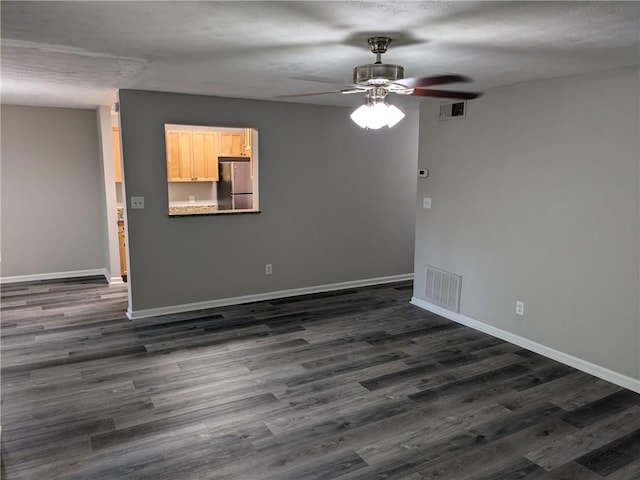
xmin=166 ymin=130 xmax=219 ymax=182
xmin=203 ymin=132 xmax=219 ymax=180
xmin=177 ymin=132 xmax=193 ymax=180
xmin=219 ymin=132 xmax=246 ymax=156
xmin=192 ymin=132 xmax=219 ymax=181
xmin=165 ymin=132 xmax=191 ymax=182
xmin=166 ymin=131 xmax=193 ymax=181
xmin=166 ymin=131 xmax=181 ymax=181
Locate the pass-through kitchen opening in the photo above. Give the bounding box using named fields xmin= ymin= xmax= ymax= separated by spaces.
xmin=164 ymin=124 xmax=259 ymax=216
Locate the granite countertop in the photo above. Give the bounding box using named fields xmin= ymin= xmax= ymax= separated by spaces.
xmin=169 ymin=204 xmax=218 ymax=215
xmin=118 ymin=204 xmax=232 ymax=218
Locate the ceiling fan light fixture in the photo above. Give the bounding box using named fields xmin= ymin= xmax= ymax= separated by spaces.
xmin=366 ymin=102 xmax=389 ymax=129
xmin=350 ymin=100 xmax=405 ymax=129
xmin=384 ymin=103 xmax=406 ymax=127
xmin=350 ymin=104 xmax=373 ymax=128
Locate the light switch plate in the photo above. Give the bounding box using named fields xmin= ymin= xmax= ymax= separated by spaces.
xmin=131 ymin=196 xmax=145 ymax=209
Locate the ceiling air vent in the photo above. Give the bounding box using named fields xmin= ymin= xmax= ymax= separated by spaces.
xmin=439 ymin=101 xmax=466 ymax=120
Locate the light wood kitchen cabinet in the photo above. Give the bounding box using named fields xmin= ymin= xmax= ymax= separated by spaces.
xmin=112 ymin=128 xmax=122 ymax=182
xmin=166 ymin=130 xmax=218 ymax=181
xmin=219 ymin=132 xmax=247 ymax=157
xmin=243 ymin=128 xmax=253 ymax=156
xmin=166 ymin=131 xmax=192 ymax=181
xmin=192 ymin=132 xmax=219 ymax=181
xmin=118 ymin=221 xmax=127 ymax=281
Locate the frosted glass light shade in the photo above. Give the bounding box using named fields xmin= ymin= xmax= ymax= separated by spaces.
xmin=350 ymin=101 xmax=405 ymax=129
xmin=368 ymin=102 xmax=391 ymax=129
xmin=385 ymin=104 xmax=406 ymax=127
xmin=350 ymin=104 xmax=372 ymax=128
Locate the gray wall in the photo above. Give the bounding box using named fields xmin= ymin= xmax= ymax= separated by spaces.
xmin=118 ymin=90 xmax=418 ymax=312
xmin=1 ymin=105 xmax=106 ymax=278
xmin=413 ymin=67 xmax=639 ymax=379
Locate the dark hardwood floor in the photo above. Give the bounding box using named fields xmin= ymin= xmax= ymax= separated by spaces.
xmin=1 ymin=277 xmax=638 ymax=479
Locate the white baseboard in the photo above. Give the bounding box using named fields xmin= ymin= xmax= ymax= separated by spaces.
xmin=127 ymin=273 xmax=414 ymax=320
xmin=107 ymin=276 xmax=125 ymax=285
xmin=411 ymin=297 xmax=640 ymax=394
xmin=0 ymin=268 xmax=108 ymax=285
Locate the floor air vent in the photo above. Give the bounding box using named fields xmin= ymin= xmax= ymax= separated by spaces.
xmin=425 ymin=266 xmax=461 ymax=313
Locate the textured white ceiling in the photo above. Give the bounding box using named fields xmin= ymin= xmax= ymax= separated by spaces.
xmin=1 ymin=1 xmax=639 ymax=109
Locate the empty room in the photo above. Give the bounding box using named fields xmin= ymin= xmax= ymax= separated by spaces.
xmin=1 ymin=2 xmax=639 ymax=479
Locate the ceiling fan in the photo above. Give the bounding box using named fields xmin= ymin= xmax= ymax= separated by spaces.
xmin=279 ymin=36 xmax=482 ymax=129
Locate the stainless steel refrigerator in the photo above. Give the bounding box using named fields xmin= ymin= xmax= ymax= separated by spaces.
xmin=217 ymin=158 xmax=253 ymax=210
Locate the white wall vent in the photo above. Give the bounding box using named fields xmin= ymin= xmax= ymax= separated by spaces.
xmin=425 ymin=265 xmax=462 ymax=313
xmin=439 ymin=101 xmax=466 ymax=120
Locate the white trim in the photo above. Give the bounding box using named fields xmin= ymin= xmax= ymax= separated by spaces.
xmin=410 ymin=297 xmax=640 ymax=393
xmin=0 ymin=269 xmax=108 ymax=285
xmin=103 ymin=267 xmax=125 ymax=285
xmin=97 ymin=106 xmax=123 ymax=289
xmin=127 ymin=274 xmax=413 ymax=320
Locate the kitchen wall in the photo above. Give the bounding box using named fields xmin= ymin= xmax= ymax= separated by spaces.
xmin=413 ymin=66 xmax=639 ymax=382
xmin=118 ymin=90 xmax=419 ymax=314
xmin=0 ymin=105 xmax=107 ymax=279
xmin=168 ymin=182 xmax=217 ymax=206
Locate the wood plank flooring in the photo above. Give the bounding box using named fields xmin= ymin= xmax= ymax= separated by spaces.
xmin=1 ymin=277 xmax=638 ymax=479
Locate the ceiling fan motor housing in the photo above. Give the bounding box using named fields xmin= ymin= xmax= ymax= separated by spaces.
xmin=353 ymin=64 xmax=405 ymax=86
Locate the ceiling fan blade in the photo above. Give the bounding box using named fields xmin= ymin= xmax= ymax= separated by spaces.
xmin=291 ymin=75 xmax=347 ymax=85
xmin=340 ymin=89 xmax=365 ymax=95
xmin=276 ymin=90 xmax=343 ymax=98
xmin=410 ymin=89 xmax=482 ymax=100
xmin=276 ymin=88 xmax=364 ymax=98
xmin=394 ymin=74 xmax=472 ymax=89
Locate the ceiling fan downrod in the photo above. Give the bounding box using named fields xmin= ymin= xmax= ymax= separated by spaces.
xmin=368 ymin=36 xmax=391 ymax=64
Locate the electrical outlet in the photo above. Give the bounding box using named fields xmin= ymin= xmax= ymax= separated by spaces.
xmin=423 ymin=197 xmax=432 ymax=209
xmin=131 ymin=196 xmax=145 ymax=209
xmin=189 ymin=195 xmax=195 ymax=204
xmin=265 ymin=264 xmax=272 ymax=275
xmin=516 ymin=301 xmax=525 ymax=316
